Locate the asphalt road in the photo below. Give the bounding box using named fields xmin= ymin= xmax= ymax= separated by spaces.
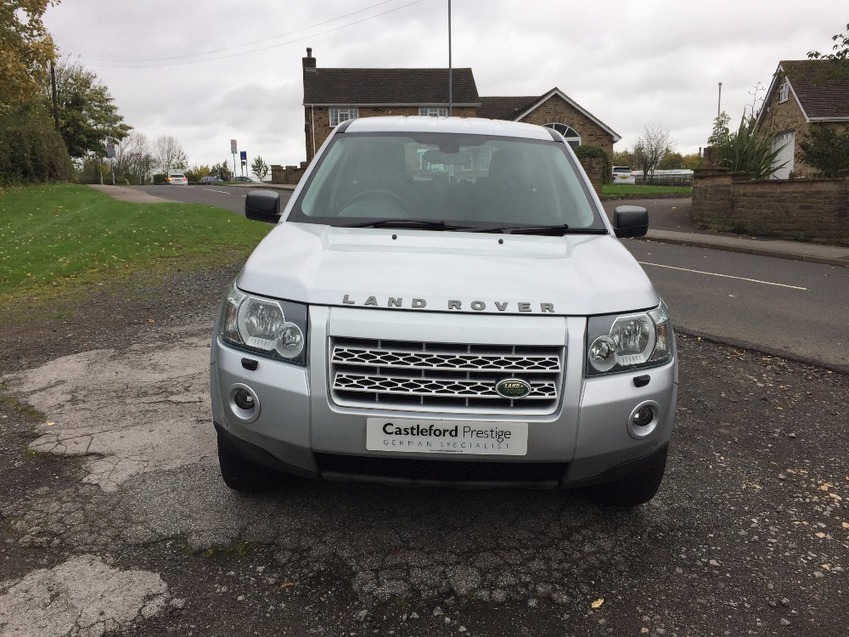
xmin=141 ymin=183 xmax=292 ymax=214
xmin=626 ymin=241 xmax=849 ymax=371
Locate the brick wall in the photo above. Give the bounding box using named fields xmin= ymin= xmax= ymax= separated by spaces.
xmin=692 ymin=170 xmax=849 ymax=245
xmin=304 ymin=106 xmax=478 ymax=162
xmin=578 ymin=157 xmax=603 ymax=195
xmin=518 ymin=94 xmax=614 ymax=159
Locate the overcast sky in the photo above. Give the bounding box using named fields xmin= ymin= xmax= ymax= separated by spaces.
xmin=44 ymin=0 xmax=847 ymax=171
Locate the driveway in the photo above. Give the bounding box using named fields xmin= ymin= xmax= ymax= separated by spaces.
xmin=0 ymin=205 xmax=847 ymax=636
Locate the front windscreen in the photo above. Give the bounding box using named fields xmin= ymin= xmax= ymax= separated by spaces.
xmin=290 ymin=132 xmax=603 ymax=230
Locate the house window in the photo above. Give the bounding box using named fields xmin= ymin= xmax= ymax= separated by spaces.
xmin=419 ymin=107 xmax=448 ymax=117
xmin=778 ymin=81 xmax=789 ymax=103
xmin=543 ymin=123 xmax=581 ymax=149
xmin=329 ymin=107 xmax=359 ymax=127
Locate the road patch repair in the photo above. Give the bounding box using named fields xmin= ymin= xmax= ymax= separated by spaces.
xmin=0 ymin=555 xmax=168 ymax=637
xmin=1 ymin=335 xmax=214 ymax=492
xmin=0 ymin=328 xmax=210 ymax=634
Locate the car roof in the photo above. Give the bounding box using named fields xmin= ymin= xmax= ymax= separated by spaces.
xmin=343 ymin=116 xmax=555 ymax=141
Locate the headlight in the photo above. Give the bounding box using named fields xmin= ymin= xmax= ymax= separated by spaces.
xmin=586 ymin=300 xmax=673 ymax=376
xmin=218 ymin=282 xmax=308 ymax=365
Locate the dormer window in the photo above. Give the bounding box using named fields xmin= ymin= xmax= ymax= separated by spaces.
xmin=778 ymin=80 xmax=789 ymax=103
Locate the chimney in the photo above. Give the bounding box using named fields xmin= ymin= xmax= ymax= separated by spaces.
xmin=303 ymin=47 xmax=316 ymax=72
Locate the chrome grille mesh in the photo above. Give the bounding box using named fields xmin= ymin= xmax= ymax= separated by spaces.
xmin=330 ymin=337 xmax=563 ymax=413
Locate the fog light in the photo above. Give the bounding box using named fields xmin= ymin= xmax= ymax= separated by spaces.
xmin=229 ymin=384 xmax=260 ymax=423
xmin=627 ymin=401 xmax=659 ymax=439
xmin=234 ymin=388 xmax=255 ymax=410
xmin=633 ymin=406 xmax=654 ymax=427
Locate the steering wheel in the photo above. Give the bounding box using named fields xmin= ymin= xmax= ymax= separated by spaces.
xmin=349 ymin=189 xmax=410 ymax=213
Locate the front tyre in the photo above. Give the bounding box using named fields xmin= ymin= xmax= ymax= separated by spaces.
xmin=217 ymin=432 xmax=281 ymax=493
xmin=584 ymin=446 xmax=668 ymax=507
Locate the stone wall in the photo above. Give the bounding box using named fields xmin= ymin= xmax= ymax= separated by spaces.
xmin=518 ymin=94 xmax=614 ymax=159
xmin=271 ymin=163 xmax=307 ymax=185
xmin=692 ymin=170 xmax=849 ymax=245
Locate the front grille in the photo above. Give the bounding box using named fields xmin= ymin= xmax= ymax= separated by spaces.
xmin=329 ymin=337 xmax=564 ymax=414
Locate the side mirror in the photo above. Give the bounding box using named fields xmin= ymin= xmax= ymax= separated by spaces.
xmin=613 ymin=205 xmax=648 ymax=238
xmin=245 ymin=190 xmax=281 ymax=223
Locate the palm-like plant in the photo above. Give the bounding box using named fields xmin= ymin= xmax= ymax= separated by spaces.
xmin=715 ymin=116 xmax=787 ymax=180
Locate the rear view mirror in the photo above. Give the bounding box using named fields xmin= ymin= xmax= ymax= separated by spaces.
xmin=613 ymin=205 xmax=648 ymax=238
xmin=245 ymin=190 xmax=281 ymax=223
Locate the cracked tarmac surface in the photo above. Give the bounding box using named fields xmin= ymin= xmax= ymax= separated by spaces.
xmin=5 ymin=336 xmax=213 ymax=493
xmin=0 ymin=555 xmax=167 ymax=637
xmin=1 ymin=266 xmax=847 ymax=636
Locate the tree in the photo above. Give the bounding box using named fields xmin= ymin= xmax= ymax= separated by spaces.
xmin=612 ymin=149 xmax=635 ymax=167
xmin=633 ymin=125 xmax=672 ymax=183
xmin=0 ymin=104 xmax=72 ymax=184
xmin=681 ymin=153 xmax=703 ymax=170
xmin=1 ymin=0 xmax=58 ymax=113
xmin=805 ymin=23 xmax=849 ymax=92
xmin=115 ymin=131 xmax=153 ymax=184
xmin=0 ymin=1 xmax=73 ymax=184
xmin=46 ymin=58 xmax=131 ymax=159
xmin=799 ymin=126 xmax=849 ymax=177
xmin=153 ymin=135 xmax=187 ymax=173
xmin=808 ymin=23 xmax=849 ymax=61
xmin=658 ymin=151 xmax=685 ymax=170
xmin=212 ymin=160 xmax=232 ymax=181
xmin=708 ymin=111 xmax=731 ymax=146
xmin=251 ymin=155 xmax=269 ymax=181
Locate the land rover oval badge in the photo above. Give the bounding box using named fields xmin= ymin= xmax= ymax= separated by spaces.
xmin=495 ymin=378 xmax=532 ymax=399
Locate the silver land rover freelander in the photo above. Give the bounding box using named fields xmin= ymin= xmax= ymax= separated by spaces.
xmin=210 ymin=116 xmax=678 ymax=506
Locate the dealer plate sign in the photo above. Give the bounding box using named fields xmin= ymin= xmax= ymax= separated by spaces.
xmin=366 ymin=418 xmax=528 ymax=456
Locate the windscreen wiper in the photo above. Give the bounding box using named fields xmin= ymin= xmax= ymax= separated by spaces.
xmin=471 ymin=224 xmax=607 ymax=236
xmin=341 ymin=219 xmax=472 ymax=231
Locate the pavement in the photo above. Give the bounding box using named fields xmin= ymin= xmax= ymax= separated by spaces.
xmin=602 ymin=197 xmax=849 ymax=268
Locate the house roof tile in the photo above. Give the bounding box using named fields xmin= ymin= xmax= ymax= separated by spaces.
xmin=476 ymin=96 xmax=539 ymax=120
xmin=781 ymin=59 xmax=849 ymax=120
xmin=303 ymin=68 xmax=479 ymax=105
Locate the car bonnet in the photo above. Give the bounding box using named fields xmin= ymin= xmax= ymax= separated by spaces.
xmin=235 ymin=223 xmax=658 ymax=316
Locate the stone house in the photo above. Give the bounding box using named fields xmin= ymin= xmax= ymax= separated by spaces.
xmin=756 ymin=59 xmax=849 ymax=178
xmin=301 ymin=48 xmax=620 ymax=164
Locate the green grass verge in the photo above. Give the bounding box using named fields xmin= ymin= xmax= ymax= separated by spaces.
xmin=602 ymin=184 xmax=692 ymax=197
xmin=0 ymin=183 xmax=270 ymax=308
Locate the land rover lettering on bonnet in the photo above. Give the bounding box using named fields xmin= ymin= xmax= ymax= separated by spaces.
xmin=341 ymin=294 xmax=555 ymax=313
xmin=210 ymin=116 xmax=678 ymax=506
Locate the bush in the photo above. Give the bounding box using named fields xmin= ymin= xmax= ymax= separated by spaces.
xmin=799 ymin=126 xmax=849 ymax=178
xmin=0 ymin=107 xmax=72 ymax=186
xmin=574 ymin=145 xmax=612 ymax=183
